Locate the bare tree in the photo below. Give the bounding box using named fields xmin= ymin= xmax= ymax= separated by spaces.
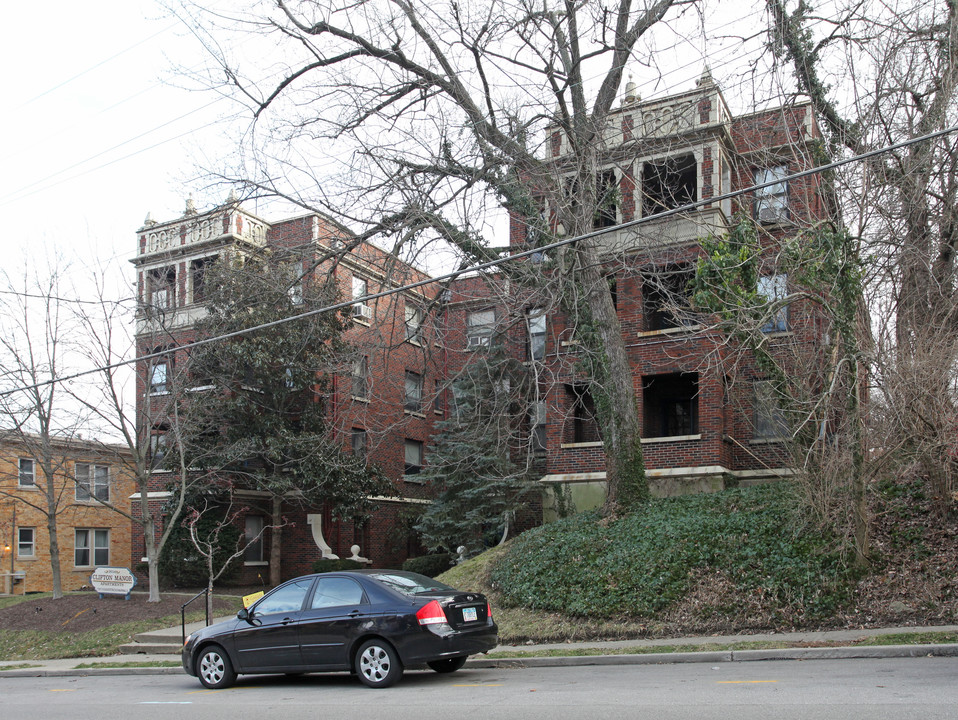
xmin=766 ymin=0 xmax=958 ymax=513
xmin=176 ymin=0 xmax=699 ymax=515
xmin=0 ymin=261 xmax=86 ymax=599
xmin=67 ymin=262 xmax=193 ymax=602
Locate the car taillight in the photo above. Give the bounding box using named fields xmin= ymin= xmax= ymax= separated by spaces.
xmin=416 ymin=600 xmax=448 ymax=625
xmin=487 ymin=602 xmax=493 ymax=621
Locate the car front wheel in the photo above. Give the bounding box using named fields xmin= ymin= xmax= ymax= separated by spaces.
xmin=196 ymin=645 xmax=236 ymax=689
xmin=427 ymin=656 xmax=467 ymax=674
xmin=355 ymin=639 xmax=403 ymax=688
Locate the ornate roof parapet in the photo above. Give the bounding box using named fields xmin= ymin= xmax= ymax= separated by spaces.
xmin=135 ymin=198 xmax=271 ymax=263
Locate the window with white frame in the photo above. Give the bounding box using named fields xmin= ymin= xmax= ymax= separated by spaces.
xmin=754 ymin=165 xmax=789 ymax=224
xmin=351 ymin=355 xmax=369 ymax=400
xmin=149 ymin=355 xmax=170 ymax=394
xmin=404 ymin=303 xmax=423 ymax=344
xmin=404 ymin=371 xmax=423 ymax=413
xmin=75 ymin=464 xmax=110 ymax=502
xmin=527 ymin=309 xmax=547 ymax=361
xmin=286 ymin=260 xmax=304 ymax=305
xmin=757 ymin=273 xmax=789 ymax=333
xmin=531 ymin=401 xmax=547 ymax=454
xmin=18 ymin=527 xmax=35 ymax=557
xmin=466 ymin=309 xmax=495 ymax=348
xmin=351 ymin=276 xmax=371 ymax=321
xmin=18 ymin=458 xmax=35 ymax=487
xmin=75 ymin=528 xmax=109 ymax=567
xmin=149 ymin=431 xmax=168 ymax=470
xmin=147 ymin=266 xmax=176 ymax=309
xmin=244 ymin=515 xmax=265 ymax=563
xmin=404 ymin=439 xmax=423 ymax=476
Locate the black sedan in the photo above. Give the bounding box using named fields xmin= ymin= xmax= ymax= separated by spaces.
xmin=182 ymin=569 xmax=498 ymax=689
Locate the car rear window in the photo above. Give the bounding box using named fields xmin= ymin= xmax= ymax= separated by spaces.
xmin=367 ymin=571 xmax=455 ymax=595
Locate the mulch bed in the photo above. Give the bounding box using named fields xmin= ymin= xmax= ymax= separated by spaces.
xmin=0 ymin=591 xmax=240 ymax=634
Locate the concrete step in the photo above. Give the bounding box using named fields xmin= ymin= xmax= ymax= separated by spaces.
xmin=120 ymin=616 xmax=234 ymax=655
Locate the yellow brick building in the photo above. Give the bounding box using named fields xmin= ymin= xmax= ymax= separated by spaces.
xmin=0 ymin=433 xmax=135 ymax=594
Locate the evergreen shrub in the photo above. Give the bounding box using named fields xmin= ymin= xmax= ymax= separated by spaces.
xmin=311 ymin=558 xmax=364 ymax=573
xmin=403 ymin=553 xmax=455 ymax=577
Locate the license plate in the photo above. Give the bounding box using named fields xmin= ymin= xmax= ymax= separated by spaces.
xmin=462 ymin=607 xmax=478 ymax=622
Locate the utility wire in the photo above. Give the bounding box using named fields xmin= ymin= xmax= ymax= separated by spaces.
xmin=2 ymin=121 xmax=956 ymax=400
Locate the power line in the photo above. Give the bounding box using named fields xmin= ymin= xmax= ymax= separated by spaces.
xmin=2 ymin=121 xmax=956 ymax=400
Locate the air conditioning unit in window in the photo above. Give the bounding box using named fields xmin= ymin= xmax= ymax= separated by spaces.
xmin=351 ymin=304 xmax=372 ymax=320
xmin=467 ymin=335 xmax=490 ymax=348
xmin=757 ymin=206 xmax=787 ymax=224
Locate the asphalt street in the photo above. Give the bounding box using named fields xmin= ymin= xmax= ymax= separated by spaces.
xmin=2 ymin=657 xmax=957 ymax=720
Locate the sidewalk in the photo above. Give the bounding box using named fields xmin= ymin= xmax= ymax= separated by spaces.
xmin=1 ymin=624 xmax=956 ymax=678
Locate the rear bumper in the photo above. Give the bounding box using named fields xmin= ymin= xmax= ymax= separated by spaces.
xmin=398 ymin=623 xmax=499 ymax=665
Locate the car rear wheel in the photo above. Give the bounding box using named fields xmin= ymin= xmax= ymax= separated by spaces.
xmin=196 ymin=645 xmax=236 ymax=689
xmin=355 ymin=639 xmax=403 ymax=688
xmin=427 ymin=656 xmax=467 ymax=674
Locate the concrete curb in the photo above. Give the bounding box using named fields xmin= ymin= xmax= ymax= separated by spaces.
xmin=3 ymin=643 xmax=956 ymax=679
xmin=469 ymin=643 xmax=958 ymax=669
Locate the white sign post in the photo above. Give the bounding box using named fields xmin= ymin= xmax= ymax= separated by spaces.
xmin=90 ymin=567 xmax=137 ymax=600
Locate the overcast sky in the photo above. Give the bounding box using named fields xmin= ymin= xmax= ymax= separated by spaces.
xmin=0 ymin=0 xmax=784 ymax=303
xmin=0 ymin=1 xmax=231 ymax=296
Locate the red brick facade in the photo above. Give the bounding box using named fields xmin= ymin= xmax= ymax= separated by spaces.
xmin=131 ymin=78 xmax=831 ymax=585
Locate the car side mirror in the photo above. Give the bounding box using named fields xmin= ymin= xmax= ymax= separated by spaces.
xmin=237 ymin=607 xmax=252 ymax=622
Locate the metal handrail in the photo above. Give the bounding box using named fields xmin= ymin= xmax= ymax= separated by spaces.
xmin=181 ymin=588 xmax=211 ymax=644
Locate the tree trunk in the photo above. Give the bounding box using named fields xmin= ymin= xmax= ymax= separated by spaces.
xmin=568 ymin=240 xmax=649 ymax=515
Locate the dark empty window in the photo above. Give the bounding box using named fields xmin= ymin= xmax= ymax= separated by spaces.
xmin=642 ymin=154 xmax=697 ymax=217
xmin=351 ymin=428 xmax=367 ymax=457
xmin=190 ymin=256 xmax=216 ymax=303
xmin=594 ymin=170 xmax=618 ymax=228
xmin=642 ymin=265 xmax=696 ymax=331
xmin=244 ymin=516 xmax=265 ymax=563
xmin=565 ymin=172 xmax=619 ymax=230
xmin=643 ymin=373 xmax=699 ymax=438
xmin=564 ymin=385 xmax=600 ymax=443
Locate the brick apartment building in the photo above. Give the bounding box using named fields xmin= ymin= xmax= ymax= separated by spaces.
xmin=130 ymin=73 xmax=829 ymax=584
xmin=133 ymin=199 xmax=445 ymax=582
xmin=439 ymin=71 xmax=829 ymax=517
xmin=0 ymin=433 xmax=135 ymax=593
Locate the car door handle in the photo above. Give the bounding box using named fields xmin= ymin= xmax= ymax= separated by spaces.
xmin=281 ymin=617 xmax=294 ymax=625
xmin=348 ymin=609 xmax=362 ymax=617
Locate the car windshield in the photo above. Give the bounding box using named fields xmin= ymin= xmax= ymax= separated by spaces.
xmin=367 ymin=571 xmax=456 ymax=595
